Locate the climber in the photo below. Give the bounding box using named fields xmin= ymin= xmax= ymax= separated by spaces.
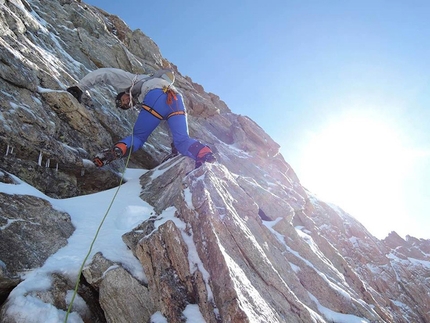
xmin=66 ymin=68 xmax=216 ymax=169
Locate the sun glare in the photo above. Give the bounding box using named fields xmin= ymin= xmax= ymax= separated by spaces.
xmin=298 ymin=112 xmax=413 ymax=238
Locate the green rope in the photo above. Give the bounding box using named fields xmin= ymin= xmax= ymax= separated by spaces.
xmin=64 ymin=137 xmax=134 ymax=322
xmin=65 ymin=76 xmax=141 ymax=322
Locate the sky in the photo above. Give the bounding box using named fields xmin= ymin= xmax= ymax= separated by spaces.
xmin=0 ymin=167 xmax=376 ymax=323
xmin=83 ymin=0 xmax=430 ymax=240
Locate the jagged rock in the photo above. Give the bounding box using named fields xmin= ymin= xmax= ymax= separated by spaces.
xmin=0 ymin=190 xmax=75 ymax=307
xmin=83 ymin=252 xmax=154 ymax=323
xmin=0 ymin=192 xmax=74 ymax=276
xmin=135 ymin=162 xmax=324 ymax=322
xmin=139 ymin=156 xmax=194 ymax=214
xmin=122 ymin=217 xmax=158 ymax=255
xmin=384 ymin=231 xmax=406 ymax=249
xmin=0 ymin=263 xmax=20 ymax=306
xmin=234 ymin=115 xmax=280 ymax=158
xmin=128 ymin=29 xmax=164 ymax=66
xmin=0 ymin=0 xmax=429 ymax=322
xmin=134 ymin=220 xmax=217 ymax=323
xmin=0 ymin=170 xmax=16 ymax=184
xmin=0 ymin=272 xmax=105 ymax=323
xmin=29 ymin=274 xmax=97 ymax=323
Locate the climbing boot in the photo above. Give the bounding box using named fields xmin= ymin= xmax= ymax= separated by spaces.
xmin=195 ymin=146 xmax=216 ymax=169
xmin=93 ymin=143 xmax=126 ymax=167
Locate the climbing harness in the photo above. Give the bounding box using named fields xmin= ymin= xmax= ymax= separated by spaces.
xmin=166 ymin=110 xmax=186 ymax=119
xmin=141 ymin=84 xmax=185 ymax=120
xmin=141 ymin=103 xmax=185 ymax=120
xmin=141 ymin=104 xmax=164 ymax=120
xmin=163 ymin=85 xmax=177 ymax=104
xmin=65 ymin=72 xmax=155 ymax=321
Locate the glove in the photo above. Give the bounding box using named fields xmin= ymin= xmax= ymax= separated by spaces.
xmin=66 ymin=86 xmax=83 ymax=103
xmin=93 ymin=148 xmax=123 ymax=167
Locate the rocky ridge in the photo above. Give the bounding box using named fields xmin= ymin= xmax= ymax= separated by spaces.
xmin=0 ymin=0 xmax=429 ymax=322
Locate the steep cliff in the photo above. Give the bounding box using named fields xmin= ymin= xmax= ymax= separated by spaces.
xmin=0 ymin=0 xmax=429 ymax=322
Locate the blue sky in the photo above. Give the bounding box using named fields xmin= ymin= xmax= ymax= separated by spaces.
xmin=84 ymin=0 xmax=430 ymax=240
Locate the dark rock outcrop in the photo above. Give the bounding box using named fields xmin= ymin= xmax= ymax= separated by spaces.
xmin=0 ymin=1 xmax=428 ymax=322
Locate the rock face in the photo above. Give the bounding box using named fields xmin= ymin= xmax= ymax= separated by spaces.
xmin=0 ymin=1 xmax=429 ymax=322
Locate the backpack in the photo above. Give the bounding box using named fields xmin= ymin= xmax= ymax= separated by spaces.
xmin=150 ymin=69 xmax=175 ymax=85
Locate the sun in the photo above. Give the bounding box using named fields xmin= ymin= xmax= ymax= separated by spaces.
xmin=297 ymin=111 xmax=413 ymax=238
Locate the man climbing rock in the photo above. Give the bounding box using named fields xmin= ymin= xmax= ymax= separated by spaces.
xmin=67 ymin=68 xmax=216 ymax=169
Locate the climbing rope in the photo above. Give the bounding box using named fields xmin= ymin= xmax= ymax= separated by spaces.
xmin=64 ymin=91 xmax=137 ymax=322
xmin=64 ymin=71 xmax=170 ymax=321
xmin=64 ymin=141 xmax=133 ymax=322
xmin=128 ymin=74 xmax=138 ymax=109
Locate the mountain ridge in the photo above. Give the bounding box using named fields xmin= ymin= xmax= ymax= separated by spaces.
xmin=0 ymin=0 xmax=429 ymax=322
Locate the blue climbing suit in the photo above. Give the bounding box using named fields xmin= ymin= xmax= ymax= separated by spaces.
xmin=120 ymin=88 xmax=200 ymax=159
xmin=77 ymin=68 xmax=208 ymax=160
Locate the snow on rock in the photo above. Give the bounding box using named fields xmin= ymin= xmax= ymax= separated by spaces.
xmin=0 ymin=0 xmax=429 ymax=322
